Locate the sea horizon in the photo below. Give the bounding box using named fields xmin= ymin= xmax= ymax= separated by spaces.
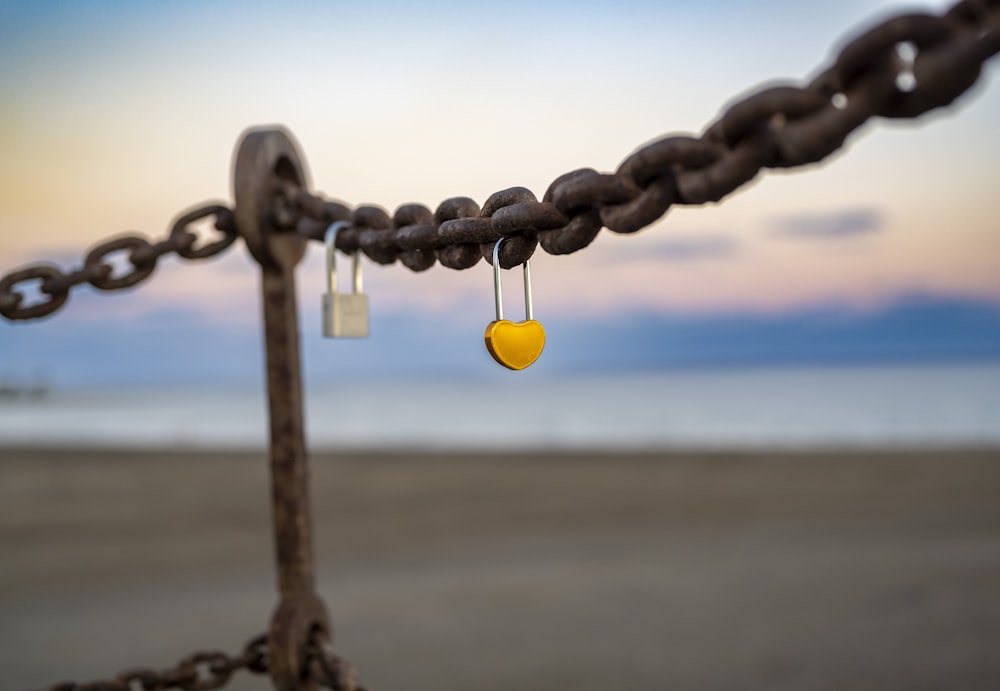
xmin=2 ymin=359 xmax=999 ymax=452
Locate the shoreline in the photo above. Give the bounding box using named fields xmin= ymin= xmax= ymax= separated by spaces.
xmin=0 ymin=440 xmax=1000 ymax=462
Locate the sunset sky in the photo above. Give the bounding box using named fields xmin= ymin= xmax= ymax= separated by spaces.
xmin=1 ymin=0 xmax=998 ymax=385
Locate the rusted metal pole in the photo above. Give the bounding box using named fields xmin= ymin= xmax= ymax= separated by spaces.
xmin=233 ymin=127 xmax=329 ymax=691
xmin=260 ymin=264 xmax=313 ymax=596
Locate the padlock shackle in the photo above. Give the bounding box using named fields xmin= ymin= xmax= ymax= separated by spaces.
xmin=353 ymin=246 xmax=362 ymax=294
xmin=325 ymin=221 xmax=362 ymax=295
xmin=492 ymin=238 xmax=532 ymax=322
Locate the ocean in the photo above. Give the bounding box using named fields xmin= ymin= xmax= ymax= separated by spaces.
xmin=1 ymin=361 xmax=999 ymax=451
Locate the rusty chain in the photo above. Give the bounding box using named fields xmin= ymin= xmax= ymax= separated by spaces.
xmin=37 ymin=634 xmax=268 ymax=691
xmin=0 ymin=204 xmax=237 ymax=320
xmin=37 ymin=630 xmax=367 ymax=691
xmin=282 ymin=0 xmax=1000 ymax=269
xmin=2 ymin=0 xmax=997 ymax=319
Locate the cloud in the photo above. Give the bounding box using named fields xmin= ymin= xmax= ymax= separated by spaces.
xmin=767 ymin=207 xmax=883 ymax=239
xmin=603 ymin=234 xmax=739 ymax=263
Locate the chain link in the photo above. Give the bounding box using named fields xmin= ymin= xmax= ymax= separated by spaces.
xmin=34 ymin=630 xmax=365 ymax=691
xmin=0 ymin=204 xmax=236 ymax=321
xmin=307 ymin=629 xmax=369 ymax=691
xmin=288 ymin=0 xmax=998 ymax=269
xmin=39 ymin=634 xmax=268 ymax=691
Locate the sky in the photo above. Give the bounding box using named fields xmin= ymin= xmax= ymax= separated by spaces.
xmin=1 ymin=0 xmax=999 ymax=386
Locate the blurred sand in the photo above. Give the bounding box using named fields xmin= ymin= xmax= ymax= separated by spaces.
xmin=1 ymin=447 xmax=999 ymax=690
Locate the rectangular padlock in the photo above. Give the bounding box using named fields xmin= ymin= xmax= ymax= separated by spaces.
xmin=323 ymin=291 xmax=369 ymax=338
xmin=323 ymin=225 xmax=370 ymax=338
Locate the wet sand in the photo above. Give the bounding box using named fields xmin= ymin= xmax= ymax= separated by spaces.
xmin=1 ymin=447 xmax=999 ymax=690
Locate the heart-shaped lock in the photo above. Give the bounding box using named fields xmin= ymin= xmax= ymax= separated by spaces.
xmin=484 ymin=239 xmax=546 ymax=370
xmin=485 ymin=319 xmax=546 ymax=370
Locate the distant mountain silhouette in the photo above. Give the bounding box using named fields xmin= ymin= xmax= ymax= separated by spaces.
xmin=3 ymin=294 xmax=1000 ymax=386
xmin=546 ymin=295 xmax=1000 ymax=372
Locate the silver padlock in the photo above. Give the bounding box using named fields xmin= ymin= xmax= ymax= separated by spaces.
xmin=322 ymin=221 xmax=369 ymax=338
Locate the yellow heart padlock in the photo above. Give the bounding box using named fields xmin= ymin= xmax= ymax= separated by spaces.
xmin=484 ymin=238 xmax=545 ymax=370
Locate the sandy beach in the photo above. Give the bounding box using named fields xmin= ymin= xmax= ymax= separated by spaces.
xmin=1 ymin=447 xmax=999 ymax=690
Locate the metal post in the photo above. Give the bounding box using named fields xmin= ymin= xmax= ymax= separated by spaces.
xmin=260 ymin=264 xmax=313 ymax=596
xmin=233 ymin=126 xmax=328 ymax=691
